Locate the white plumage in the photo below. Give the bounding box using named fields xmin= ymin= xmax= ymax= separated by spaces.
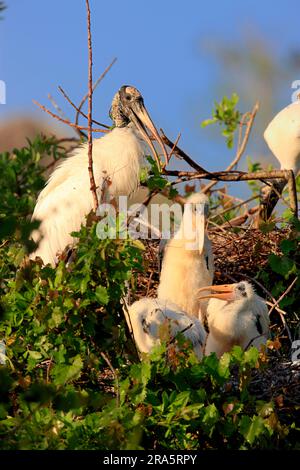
xmin=30 ymin=85 xmax=167 ymax=266
xmin=126 ymin=298 xmax=206 ymax=359
xmin=157 ymin=193 xmax=214 ymax=320
xmin=198 ymin=281 xmax=270 ymax=357
xmin=264 ymin=100 xmax=300 ymax=175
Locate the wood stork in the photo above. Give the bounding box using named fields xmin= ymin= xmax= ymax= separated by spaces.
xmin=256 ymin=100 xmax=300 ymax=223
xmin=29 ymin=85 xmax=167 ymax=266
xmin=264 ymin=100 xmax=300 ymax=175
xmin=198 ymin=281 xmax=270 ymax=357
xmin=157 ymin=193 xmax=214 ymax=320
xmin=126 ymin=297 xmax=206 ymax=359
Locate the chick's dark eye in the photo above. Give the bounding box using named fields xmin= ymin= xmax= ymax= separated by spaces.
xmin=125 ymin=94 xmax=132 ymax=101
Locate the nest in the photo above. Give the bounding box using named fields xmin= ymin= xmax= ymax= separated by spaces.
xmin=132 ymin=227 xmax=291 ymax=301
xmin=128 ymin=227 xmax=300 ymax=419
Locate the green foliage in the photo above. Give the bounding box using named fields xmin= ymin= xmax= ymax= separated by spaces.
xmin=0 ymin=135 xmax=66 ymax=251
xmin=201 ymin=93 xmax=241 ymax=148
xmin=0 ymin=136 xmax=299 ymax=450
xmin=258 ymin=226 xmax=300 ymax=313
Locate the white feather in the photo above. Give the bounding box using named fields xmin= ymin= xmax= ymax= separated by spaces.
xmin=264 ymin=101 xmax=300 ymax=174
xmin=127 ymin=297 xmax=206 ymax=359
xmin=30 ymin=126 xmax=145 ymax=266
xmin=205 ymin=282 xmax=270 ymax=357
xmin=157 ymin=193 xmax=214 ymax=319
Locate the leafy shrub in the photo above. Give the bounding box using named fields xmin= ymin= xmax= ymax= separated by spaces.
xmin=0 ymin=136 xmax=299 ymax=450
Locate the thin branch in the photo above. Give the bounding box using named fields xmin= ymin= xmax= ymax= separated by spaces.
xmin=160 ymin=129 xmax=209 ymax=173
xmin=86 ymin=0 xmax=98 ymax=211
xmin=202 ymin=102 xmax=259 ymax=194
xmin=33 ymin=100 xmax=108 ymax=133
xmin=75 ymin=57 xmax=117 ymax=126
xmin=168 ymin=132 xmax=181 ymax=162
xmin=47 ymin=93 xmax=69 ymax=121
xmin=268 ymin=277 xmax=298 ymax=318
xmin=58 ymin=85 xmax=110 ymax=129
xmin=209 ymin=195 xmax=260 ymax=221
xmin=100 ymin=352 xmax=120 ymax=407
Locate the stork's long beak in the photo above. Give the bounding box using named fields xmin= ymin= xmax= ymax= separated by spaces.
xmin=198 ymin=284 xmax=235 ymax=301
xmin=129 ymin=102 xmax=168 ymax=170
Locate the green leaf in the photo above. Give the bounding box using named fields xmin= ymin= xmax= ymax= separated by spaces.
xmin=280 ymin=239 xmax=297 ymax=255
xmin=239 ymin=415 xmax=266 ymax=444
xmin=51 ymin=355 xmax=83 ymax=385
xmin=95 ymin=286 xmax=109 ymax=305
xmin=268 ymin=253 xmax=296 ymax=279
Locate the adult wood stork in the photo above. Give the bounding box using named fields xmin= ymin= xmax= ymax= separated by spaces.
xmin=126 ymin=297 xmax=206 ymax=359
xmin=157 ymin=193 xmax=214 ymax=320
xmin=264 ymin=100 xmax=300 ymax=175
xmin=198 ymin=281 xmax=270 ymax=357
xmin=257 ymin=100 xmax=300 ymax=223
xmin=29 ymin=85 xmax=167 ymax=266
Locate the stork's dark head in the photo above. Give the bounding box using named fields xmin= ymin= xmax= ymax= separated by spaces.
xmin=110 ymin=85 xmax=168 ymax=168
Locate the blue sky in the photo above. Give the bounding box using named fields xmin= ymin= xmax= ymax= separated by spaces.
xmin=1 ymin=0 xmax=300 ymax=178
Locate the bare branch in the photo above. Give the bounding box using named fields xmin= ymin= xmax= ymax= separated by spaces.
xmin=75 ymin=57 xmax=117 ymax=126
xmin=86 ymin=0 xmax=98 ymax=211
xmin=33 ymin=100 xmax=108 ymax=133
xmin=160 ymin=129 xmax=209 ymax=173
xmin=58 ymin=85 xmax=110 ymax=129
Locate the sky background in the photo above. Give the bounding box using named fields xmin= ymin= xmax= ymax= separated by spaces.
xmin=0 ymin=0 xmax=300 ymax=190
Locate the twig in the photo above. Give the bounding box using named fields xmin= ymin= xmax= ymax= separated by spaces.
xmin=202 ymin=102 xmax=259 ymax=194
xmin=100 ymin=351 xmax=120 ymax=406
xmin=47 ymin=93 xmax=69 ymax=121
xmin=33 ymin=100 xmax=108 ymax=133
xmin=75 ymin=57 xmax=117 ymax=126
xmin=86 ymin=0 xmax=98 ymax=211
xmin=167 ymin=132 xmax=181 ymax=162
xmin=209 ymin=195 xmax=260 ymax=221
xmin=244 ymin=333 xmax=268 ymax=351
xmin=168 ymin=323 xmax=193 ymax=345
xmin=58 ymin=85 xmax=110 ymax=129
xmin=268 ymin=277 xmax=298 ymax=319
xmin=160 ymin=130 xmax=209 ymax=173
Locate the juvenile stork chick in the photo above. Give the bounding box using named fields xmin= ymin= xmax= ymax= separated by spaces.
xmin=126 ymin=298 xmax=206 ymax=359
xmin=198 ymin=281 xmax=270 ymax=357
xmin=157 ymin=193 xmax=214 ymax=320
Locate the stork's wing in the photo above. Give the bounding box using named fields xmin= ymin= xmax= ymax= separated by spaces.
xmin=255 ymin=296 xmax=270 ymax=337
xmin=30 ymin=170 xmax=95 ymax=266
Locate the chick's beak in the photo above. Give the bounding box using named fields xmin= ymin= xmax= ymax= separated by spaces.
xmin=198 ymin=284 xmax=235 ymax=301
xmin=129 ymin=101 xmax=168 ymax=170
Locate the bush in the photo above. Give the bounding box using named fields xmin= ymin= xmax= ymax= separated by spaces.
xmin=0 ymin=136 xmax=299 ymax=450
